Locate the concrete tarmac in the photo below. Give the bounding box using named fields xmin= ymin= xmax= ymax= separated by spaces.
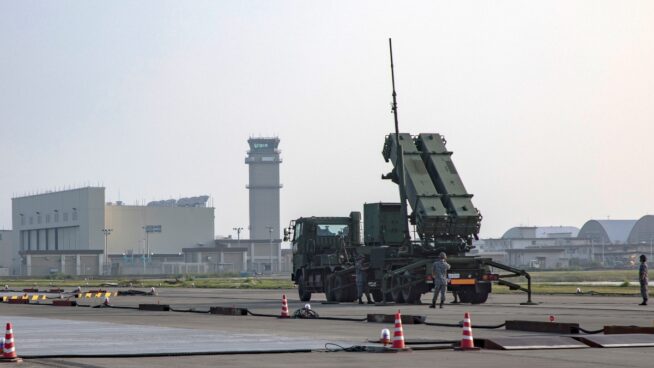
xmin=1 ymin=288 xmax=653 ymax=367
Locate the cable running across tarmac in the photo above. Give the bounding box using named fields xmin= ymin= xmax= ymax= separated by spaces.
xmin=425 ymin=321 xmax=506 ymax=329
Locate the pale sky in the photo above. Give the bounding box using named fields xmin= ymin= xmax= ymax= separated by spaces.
xmin=1 ymin=1 xmax=653 ymax=239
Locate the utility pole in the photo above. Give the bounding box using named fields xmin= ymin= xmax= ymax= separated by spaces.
xmin=101 ymin=228 xmax=113 ymax=276
xmin=267 ymin=226 xmax=274 ymax=274
xmin=233 ymin=227 xmax=243 ymax=246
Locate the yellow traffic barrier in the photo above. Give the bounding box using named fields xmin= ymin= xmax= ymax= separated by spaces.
xmin=75 ymin=292 xmax=113 ymax=299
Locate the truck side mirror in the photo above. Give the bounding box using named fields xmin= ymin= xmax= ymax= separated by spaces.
xmin=283 ymin=228 xmax=290 ymax=242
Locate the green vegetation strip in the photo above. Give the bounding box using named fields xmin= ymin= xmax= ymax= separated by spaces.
xmin=0 ymin=277 xmax=295 ymax=289
xmin=528 ymin=270 xmax=641 ymax=283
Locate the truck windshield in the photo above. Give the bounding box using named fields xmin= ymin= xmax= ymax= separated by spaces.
xmin=317 ymin=224 xmax=348 ymax=237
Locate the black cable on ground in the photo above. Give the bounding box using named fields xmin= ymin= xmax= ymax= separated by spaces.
xmin=323 ymin=343 xmax=368 ymax=352
xmin=106 ymin=305 xmax=140 ymax=310
xmin=21 ymin=349 xmax=314 ymax=359
xmin=169 ymin=307 xmax=210 ymax=314
xmin=317 ymin=316 xmax=367 ymax=322
xmin=424 ymin=321 xmax=506 ymax=329
xmin=579 ymin=327 xmax=604 ymax=334
xmin=410 ymin=345 xmax=454 ymax=351
xmin=247 ymin=310 xmax=280 ymax=318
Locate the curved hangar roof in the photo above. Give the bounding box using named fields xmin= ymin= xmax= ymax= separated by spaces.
xmin=627 ymin=215 xmax=654 ymax=244
xmin=577 ymin=219 xmax=637 ymax=244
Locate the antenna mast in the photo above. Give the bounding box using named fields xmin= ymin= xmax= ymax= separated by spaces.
xmin=388 ymin=38 xmax=411 ymax=243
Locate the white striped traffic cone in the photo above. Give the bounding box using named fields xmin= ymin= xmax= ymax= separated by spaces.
xmin=1 ymin=322 xmax=22 ymax=362
xmin=456 ymin=312 xmax=479 ymax=350
xmin=391 ymin=310 xmax=408 ymax=350
xmin=280 ymin=294 xmax=290 ymax=318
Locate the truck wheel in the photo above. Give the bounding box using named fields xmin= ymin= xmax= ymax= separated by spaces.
xmin=391 ymin=275 xmax=405 ymax=303
xmin=456 ymin=288 xmax=473 ymax=303
xmin=325 ymin=278 xmax=336 ymax=302
xmin=456 ymin=288 xmax=488 ymax=304
xmin=297 ymin=274 xmax=312 ymax=302
xmin=333 ymin=275 xmax=348 ymax=302
xmin=401 ymin=274 xmax=421 ymax=304
xmin=471 ymin=290 xmax=489 ymax=304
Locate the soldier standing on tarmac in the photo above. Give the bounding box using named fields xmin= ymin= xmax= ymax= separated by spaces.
xmin=639 ymin=254 xmax=648 ymax=306
xmin=430 ymin=252 xmax=451 ymax=309
xmin=356 ymin=255 xmax=373 ymax=304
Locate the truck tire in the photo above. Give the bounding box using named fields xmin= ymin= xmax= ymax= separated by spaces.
xmin=456 ymin=287 xmax=488 ymax=304
xmin=333 ymin=275 xmax=351 ymax=302
xmin=325 ymin=277 xmax=336 ymax=302
xmin=297 ymin=274 xmax=312 ymax=302
xmin=371 ymin=289 xmax=384 ymax=303
xmin=401 ymin=274 xmax=421 ymax=304
xmin=391 ymin=275 xmax=405 ymax=303
xmin=456 ymin=288 xmax=473 ymax=303
xmin=471 ymin=290 xmax=489 ymax=304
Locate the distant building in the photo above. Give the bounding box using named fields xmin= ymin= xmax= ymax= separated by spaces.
xmin=476 ymin=216 xmax=654 ymax=269
xmin=10 ymin=187 xmax=215 ymax=276
xmin=245 ymin=137 xmax=283 ymax=273
xmin=0 ymin=230 xmax=13 ymax=276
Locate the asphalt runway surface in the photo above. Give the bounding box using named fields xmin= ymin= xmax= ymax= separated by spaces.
xmin=1 ymin=288 xmax=653 ymax=367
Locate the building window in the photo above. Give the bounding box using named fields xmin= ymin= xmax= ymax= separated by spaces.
xmin=21 ymin=216 xmax=25 ymax=226
xmin=54 ymin=212 xmax=59 ymax=222
xmin=46 ymin=214 xmax=51 ymax=223
xmin=72 ymin=210 xmax=78 ymax=221
xmin=63 ymin=213 xmax=68 ymax=222
xmin=38 ymin=215 xmax=42 ymax=224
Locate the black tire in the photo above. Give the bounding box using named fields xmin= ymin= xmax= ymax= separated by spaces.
xmin=457 ymin=288 xmax=473 ymax=303
xmin=297 ymin=274 xmax=311 ymax=302
xmin=333 ymin=275 xmax=348 ymax=302
xmin=401 ymin=274 xmax=421 ymax=304
xmin=391 ymin=275 xmax=405 ymax=303
xmin=471 ymin=290 xmax=489 ymax=304
xmin=456 ymin=287 xmax=488 ymax=304
xmin=325 ymin=277 xmax=336 ymax=302
xmin=371 ymin=289 xmax=384 ymax=303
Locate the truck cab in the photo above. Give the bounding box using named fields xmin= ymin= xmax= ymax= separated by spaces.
xmin=285 ymin=212 xmax=361 ymax=301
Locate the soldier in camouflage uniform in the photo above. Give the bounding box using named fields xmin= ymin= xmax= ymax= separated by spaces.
xmin=430 ymin=252 xmax=450 ymax=309
xmin=355 ymin=255 xmax=373 ymax=304
xmin=639 ymin=254 xmax=649 ymax=306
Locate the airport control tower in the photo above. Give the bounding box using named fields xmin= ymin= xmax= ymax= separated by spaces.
xmin=245 ymin=137 xmax=282 ymax=272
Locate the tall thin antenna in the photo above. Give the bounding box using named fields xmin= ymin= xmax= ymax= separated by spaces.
xmin=389 ymin=38 xmax=411 ymax=243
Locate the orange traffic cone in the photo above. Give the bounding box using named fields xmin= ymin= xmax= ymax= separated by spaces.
xmin=280 ymin=294 xmax=290 ymax=318
xmin=456 ymin=312 xmax=479 ymax=351
xmin=1 ymin=322 xmax=23 ymax=363
xmin=391 ymin=310 xmax=410 ymax=350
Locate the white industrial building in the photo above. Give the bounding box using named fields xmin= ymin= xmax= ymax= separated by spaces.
xmin=0 ymin=229 xmax=13 ymax=276
xmin=10 ymin=187 xmax=216 ymax=276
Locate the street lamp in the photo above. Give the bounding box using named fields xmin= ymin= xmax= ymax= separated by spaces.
xmin=267 ymin=226 xmax=274 ymax=274
xmin=233 ymin=227 xmax=243 ymax=243
xmin=101 ymin=228 xmax=113 ymax=276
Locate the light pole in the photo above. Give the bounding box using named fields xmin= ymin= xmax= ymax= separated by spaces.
xmin=101 ymin=228 xmax=113 ymax=276
xmin=233 ymin=227 xmax=243 ymax=246
xmin=267 ymin=226 xmax=274 ymax=274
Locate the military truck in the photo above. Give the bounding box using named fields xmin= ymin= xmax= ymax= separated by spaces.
xmin=285 ymin=40 xmax=534 ymax=304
